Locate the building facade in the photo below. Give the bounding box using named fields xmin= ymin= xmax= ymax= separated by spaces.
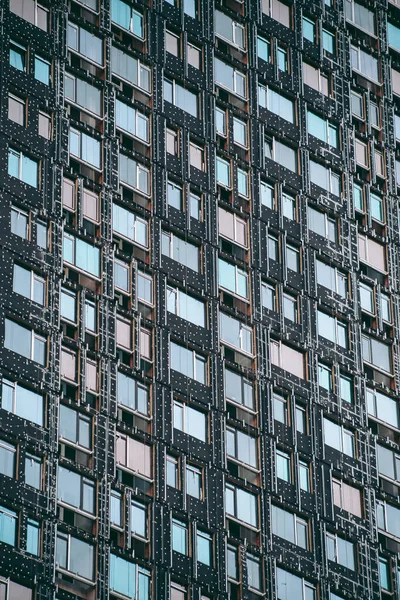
xmin=0 ymin=0 xmax=399 ymax=598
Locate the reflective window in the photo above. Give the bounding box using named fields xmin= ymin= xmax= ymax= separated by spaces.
xmin=167 ymin=286 xmax=205 ymax=327
xmin=57 ymin=465 xmax=95 ymax=514
xmin=117 ymin=372 xmax=148 ymax=415
xmin=164 ymin=78 xmax=198 ymax=117
xmin=112 ymin=45 xmax=150 ymax=91
xmin=173 ymin=400 xmax=206 ymax=440
xmin=56 ymin=533 xmax=94 ymax=580
xmin=272 ymin=504 xmax=309 ymax=549
xmin=9 ymin=40 xmax=26 ymax=71
xmin=65 ymin=74 xmax=102 ymax=116
xmin=1 ymin=379 xmax=43 ymax=426
xmin=276 ymin=567 xmax=316 ymax=600
xmin=225 ymin=483 xmax=258 ymax=527
xmin=8 ymin=148 xmax=38 ymax=187
xmin=324 ymin=418 xmax=355 ymax=457
xmin=59 ymin=404 xmax=91 ymax=449
xmin=25 ymin=453 xmax=42 ymax=489
xmin=110 ymin=554 xmax=151 ymax=599
xmin=4 ymin=319 xmax=46 ymax=365
xmin=8 ymin=93 xmax=25 ymax=125
xmin=13 ymin=264 xmax=45 ymax=305
xmin=225 ymin=368 xmax=254 ymax=410
xmin=186 ymin=464 xmax=202 ymax=498
xmin=0 ymin=505 xmax=17 ymax=546
xmin=214 ymin=58 xmax=246 ymax=97
xmin=113 ymin=203 xmax=148 ymax=246
xmin=68 ymin=22 xmax=104 ymax=65
xmin=111 ymin=0 xmax=143 ymax=37
xmin=63 ymin=233 xmax=100 ymax=277
xmin=0 ymin=441 xmax=16 ymax=478
xmin=215 ymin=10 xmax=245 ymax=49
xmin=69 ymin=128 xmax=101 ymax=169
xmin=172 ymin=519 xmax=187 ymax=554
xmin=34 ymin=56 xmax=50 ymax=85
xmin=10 ymin=0 xmax=49 ymax=30
xmin=326 ymin=533 xmax=355 ymax=570
xmin=116 ymin=99 xmax=148 ymax=142
xmin=197 ymin=530 xmax=211 ymax=565
xmin=162 ymin=231 xmax=200 ymax=272
xmin=226 ymin=427 xmax=257 ymax=468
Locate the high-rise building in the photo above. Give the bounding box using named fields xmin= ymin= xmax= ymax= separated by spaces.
xmin=0 ymin=0 xmax=399 ymax=598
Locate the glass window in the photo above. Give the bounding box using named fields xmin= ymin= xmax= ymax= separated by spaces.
xmin=226 ymin=427 xmax=257 ymax=468
xmin=110 ymin=490 xmax=122 ymax=527
xmin=4 ymin=319 xmax=46 ymax=365
xmin=283 ymin=294 xmax=297 ymax=321
xmin=247 ymin=553 xmax=261 ymax=590
xmin=257 ymin=36 xmax=271 ymax=62
xmin=63 ymin=233 xmax=100 ymax=277
xmin=225 ymin=483 xmax=258 ymax=527
xmin=233 ymin=118 xmax=247 ymax=147
xmin=112 ymin=45 xmax=150 ymax=92
xmin=163 ymin=77 xmax=198 ymax=117
xmin=278 ymin=46 xmax=288 ymax=71
xmin=131 ymin=500 xmax=147 ymax=538
xmin=57 ymin=465 xmax=95 ymax=514
xmin=276 ymin=567 xmax=315 ymax=600
xmin=262 ymin=282 xmax=276 ymax=310
xmin=296 ymin=406 xmax=307 ymax=434
xmin=322 ymin=29 xmax=335 ymax=54
xmin=69 ymin=128 xmax=101 ymax=169
xmin=261 ymin=181 xmax=274 ymax=208
xmin=214 ymin=57 xmax=246 ymax=97
xmin=9 ymin=41 xmax=26 ymax=71
xmin=116 ymin=100 xmax=149 ymax=142
xmin=215 ymin=10 xmax=245 ymax=49
xmin=27 ymin=519 xmax=40 ymax=555
xmin=166 ymin=455 xmax=178 ymax=488
xmin=276 ymin=450 xmax=290 ymax=482
xmin=117 ymin=372 xmax=148 ymax=415
xmin=273 ymin=393 xmax=287 ymax=424
xmin=189 ymin=142 xmax=204 ymax=170
xmin=59 ymin=404 xmax=91 ymax=449
xmin=303 ymin=17 xmax=315 ymax=42
xmin=225 ymin=368 xmax=254 ymax=410
xmin=110 ymin=554 xmax=150 ymax=599
xmin=34 ymin=56 xmax=50 ymax=85
xmin=38 ymin=111 xmax=51 ymax=139
xmin=1 ymin=379 xmax=43 ymax=426
xmin=111 ymin=0 xmax=144 ymax=38
xmin=172 ymin=519 xmax=187 ymax=554
xmin=56 ymin=533 xmax=94 ymax=580
xmin=137 ymin=272 xmax=153 ymax=305
xmin=13 ymin=264 xmax=45 ymax=305
xmin=25 ymin=453 xmax=42 ymax=489
xmin=173 ymin=400 xmax=206 ymax=440
xmin=0 ymin=505 xmax=17 ymax=546
xmin=11 ymin=207 xmax=28 ymax=238
xmin=0 ymin=441 xmax=16 ymax=478
xmin=299 ymin=461 xmax=310 ymax=491
xmin=216 ymin=156 xmax=230 ymax=187
xmin=167 ymin=287 xmax=205 ymax=327
xmin=324 ymin=418 xmax=354 ymax=457
xmin=318 ymin=363 xmax=332 ymax=391
xmin=8 ymin=93 xmax=25 ymax=125
xmin=197 ymin=530 xmax=211 ymax=565
xmin=68 ymin=23 xmax=104 ymax=66
xmin=286 ymin=245 xmax=299 ymax=272
xmin=8 ymin=148 xmax=39 ymax=188
xmin=272 ymin=504 xmax=309 ymax=549
xmin=162 ymin=232 xmax=200 ymax=272
xmin=215 ymin=107 xmax=226 ymax=136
